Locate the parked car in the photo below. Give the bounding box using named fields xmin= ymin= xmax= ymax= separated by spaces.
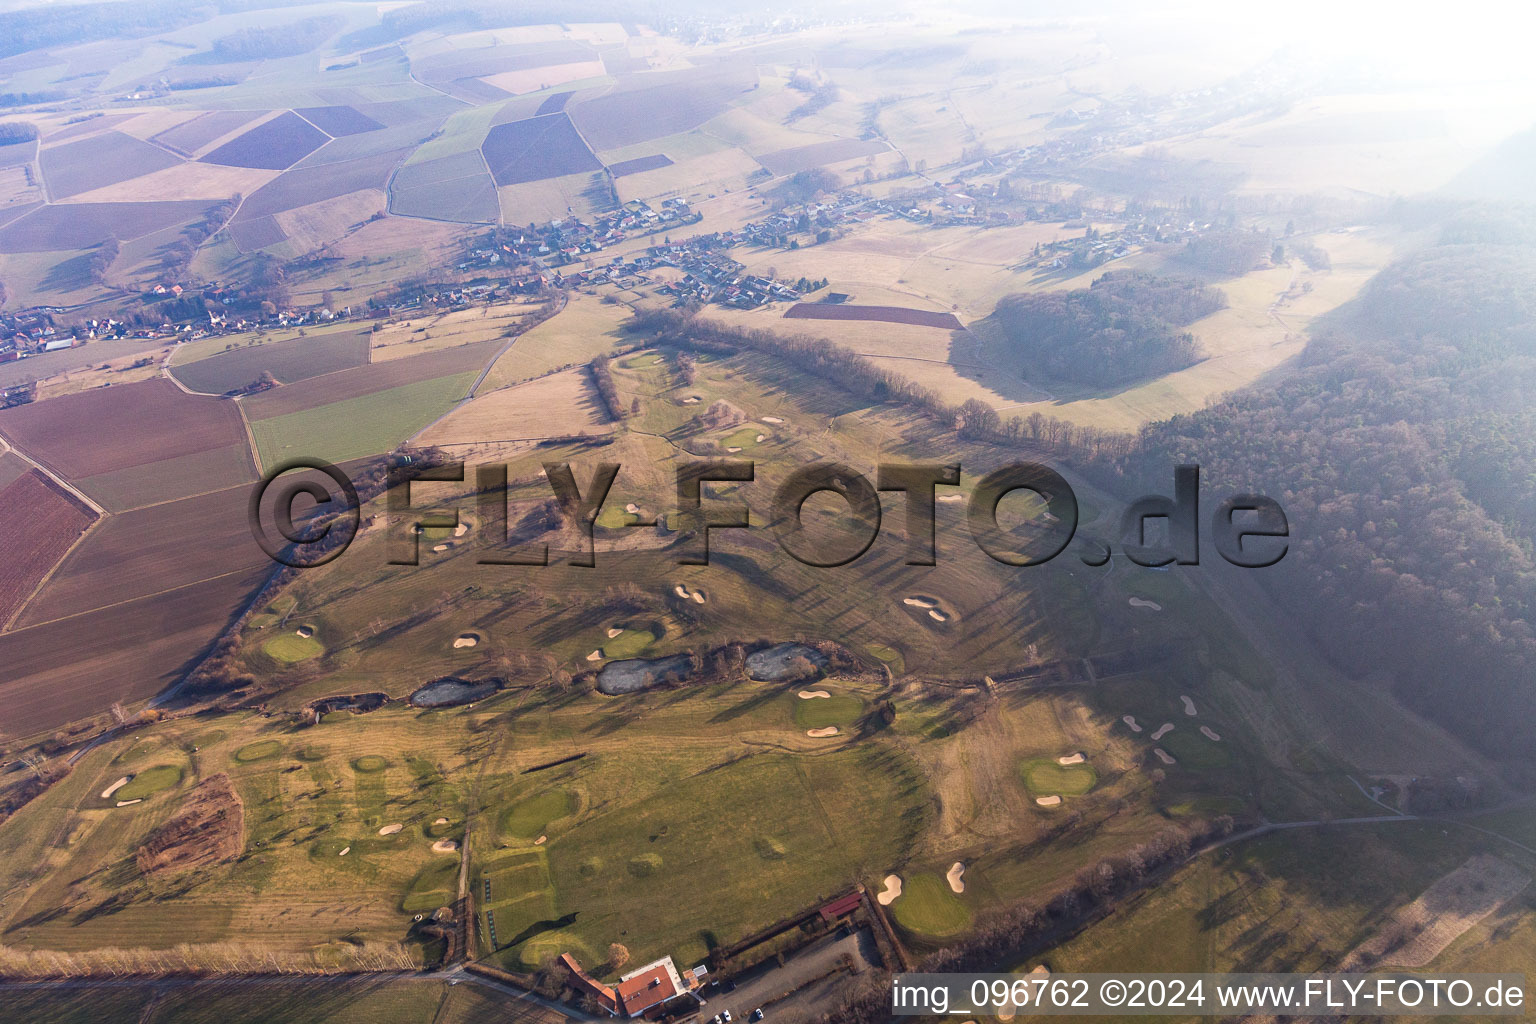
xmin=750 ymin=1010 xmax=765 ymax=1021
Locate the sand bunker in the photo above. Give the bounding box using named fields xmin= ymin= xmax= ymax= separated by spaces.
xmin=755 ymin=433 xmax=765 ymax=442
xmin=295 ymin=626 xmax=314 ymax=639
xmin=877 ymin=874 xmax=903 ymax=905
xmin=936 ymin=493 xmax=964 ymax=503
xmin=1151 ymin=723 xmax=1174 ymax=741
xmin=1200 ymin=726 xmax=1222 ymax=741
xmin=624 ymin=503 xmax=640 ymax=514
xmin=762 ymin=415 xmax=783 ymax=423
xmin=434 ymin=817 xmax=449 ymax=826
xmin=928 ymin=609 xmax=947 ymax=622
xmin=1122 ymin=715 xmax=1143 ymax=732
xmin=452 ymin=634 xmax=480 ymax=649
xmin=902 ymin=596 xmax=937 ymax=609
xmin=798 ymin=690 xmax=831 ymax=699
xmin=454 ymin=523 xmax=469 ymax=537
xmin=673 ymin=584 xmax=689 ymax=598
xmin=726 ymin=446 xmax=742 ymax=452
xmin=691 ymin=591 xmax=705 ymax=604
xmin=534 ymin=835 xmax=547 ymax=845
xmin=682 ymin=396 xmax=701 ymax=404
xmin=1128 ymin=597 xmax=1162 ymax=611
xmin=586 ymin=650 xmax=602 ymax=661
xmin=101 ymin=776 xmax=131 ymax=800
xmin=1180 ymin=695 xmax=1197 ymax=716
xmin=1035 ymin=795 xmax=1062 ymax=807
xmin=672 ymin=584 xmax=707 ymax=602
xmin=947 ymin=862 xmax=966 ymax=893
xmin=607 ymin=627 xmax=625 ymax=638
xmin=807 ymin=726 xmax=840 ymax=738
xmin=432 ymin=543 xmax=449 ymax=553
xmin=116 ymin=799 xmax=142 ymax=807
xmin=338 ymin=847 xmax=350 ymax=857
xmin=378 ymin=823 xmax=403 ymax=836
xmin=1153 ymin=749 xmax=1177 ymax=765
xmin=1056 ymin=753 xmax=1085 ymax=766
xmin=431 ymin=840 xmax=459 ymax=854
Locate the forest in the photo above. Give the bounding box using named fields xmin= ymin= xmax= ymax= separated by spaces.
xmin=1127 ymin=227 xmax=1536 ymax=762
xmin=982 ymin=271 xmax=1224 ymax=388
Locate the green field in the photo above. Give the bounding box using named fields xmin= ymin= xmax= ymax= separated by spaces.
xmin=262 ymin=631 xmax=325 ymax=663
xmin=113 ymin=764 xmax=183 ymax=802
xmin=792 ymin=691 xmax=865 ymax=730
xmin=248 ymin=373 xmax=477 ymax=466
xmin=890 ymin=872 xmax=972 ymax=941
xmin=1019 ymin=758 xmax=1098 ymax=797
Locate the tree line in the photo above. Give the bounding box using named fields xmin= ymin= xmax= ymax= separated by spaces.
xmin=631 ymin=308 xmax=1136 ymax=461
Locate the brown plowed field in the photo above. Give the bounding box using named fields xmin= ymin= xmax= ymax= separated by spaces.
xmin=783 ymin=303 xmax=963 ymax=329
xmin=0 ymin=377 xmax=250 ymax=479
xmin=201 ymin=111 xmax=329 ymax=170
xmin=0 ymin=565 xmax=269 ymax=740
xmin=242 ymin=339 xmax=502 ymax=419
xmin=16 ymin=483 xmax=268 ymax=628
xmin=0 ymin=469 xmax=96 ymax=627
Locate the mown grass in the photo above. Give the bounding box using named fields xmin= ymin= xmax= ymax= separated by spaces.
xmin=890 ymin=872 xmax=972 ymax=940
xmin=792 ymin=691 xmax=865 ymax=730
xmin=114 ymin=764 xmax=182 ymax=801
xmin=1019 ymin=758 xmax=1098 ymax=797
xmin=262 ymin=631 xmax=325 ymax=663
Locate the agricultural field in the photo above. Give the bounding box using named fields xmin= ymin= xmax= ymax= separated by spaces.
xmin=755 ymin=138 xmax=889 ymax=176
xmin=248 ymin=371 xmax=480 ymax=467
xmin=481 ymin=113 xmax=602 ymax=186
xmin=201 ymin=111 xmax=331 ymax=171
xmin=241 ymin=338 xmax=501 ymax=420
xmin=568 ymin=63 xmax=757 ymax=151
xmin=39 ymin=131 xmax=182 ymax=200
xmin=481 ymin=292 xmax=634 ymax=389
xmin=169 ymin=326 xmax=371 ymax=394
xmin=0 ymin=377 xmax=251 ymax=481
xmin=0 ymin=469 xmax=96 ymax=628
xmin=415 ymin=366 xmax=613 ymax=460
xmin=14 ymin=483 xmax=268 ymax=628
xmin=151 ymin=109 xmax=268 ymax=157
xmin=784 ymin=302 xmax=962 ymax=329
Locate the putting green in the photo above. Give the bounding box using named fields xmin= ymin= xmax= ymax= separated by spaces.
xmin=352 ymin=755 xmax=391 ymax=773
xmin=722 ymin=425 xmax=765 ymax=449
xmin=504 ymin=788 xmax=575 ymax=838
xmin=889 ymin=873 xmax=971 ymax=939
xmin=1020 ymin=758 xmax=1097 ymax=796
xmin=234 ymin=740 xmax=283 ymax=763
xmin=263 ymin=632 xmax=324 ymax=663
xmin=793 ymin=693 xmax=865 ymax=731
xmin=600 ymin=626 xmax=658 ymax=659
xmin=114 ymin=765 xmax=182 ymax=801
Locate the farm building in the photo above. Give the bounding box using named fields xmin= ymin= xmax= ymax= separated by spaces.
xmin=563 ymin=953 xmax=702 ymax=1017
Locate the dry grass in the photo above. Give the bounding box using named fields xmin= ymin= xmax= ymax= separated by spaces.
xmin=34 ymin=348 xmax=168 ymax=400
xmin=274 ymin=189 xmax=388 ymax=256
xmin=1344 ymin=855 xmax=1531 ymax=969
xmin=482 ymin=292 xmax=634 ymax=389
xmin=416 ymin=366 xmax=613 ymax=459
xmin=371 ymin=301 xmax=537 ymax=362
xmin=61 ymin=162 xmax=278 ymax=204
xmin=483 ymin=60 xmax=607 ymax=94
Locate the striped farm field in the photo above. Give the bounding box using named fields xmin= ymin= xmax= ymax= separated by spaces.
xmin=0 ymin=469 xmax=96 ymax=627
xmin=783 ymin=303 xmax=963 ymax=330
